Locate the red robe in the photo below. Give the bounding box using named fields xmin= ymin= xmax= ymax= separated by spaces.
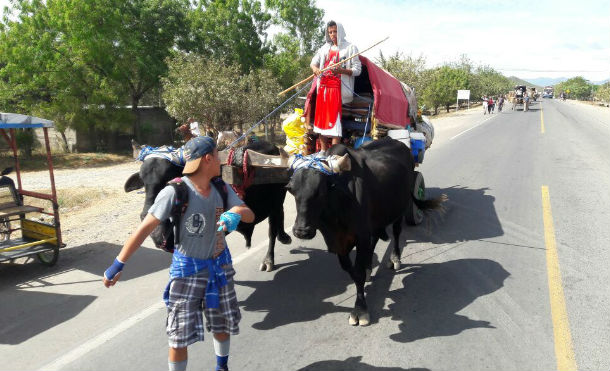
xmin=314 ymin=48 xmax=342 ymax=131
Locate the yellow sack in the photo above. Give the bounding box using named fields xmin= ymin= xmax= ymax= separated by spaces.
xmin=282 ymin=108 xmax=306 ymax=138
xmin=284 ymin=136 xmax=306 ymax=155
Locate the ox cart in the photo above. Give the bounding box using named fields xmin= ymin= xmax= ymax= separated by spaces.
xmin=511 ymin=85 xmax=527 ymax=110
xmin=219 ymin=56 xmax=434 ymax=225
xmin=0 ymin=114 xmax=63 ymax=266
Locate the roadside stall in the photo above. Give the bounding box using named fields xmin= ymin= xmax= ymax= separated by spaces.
xmin=0 ymin=113 xmax=63 ymax=266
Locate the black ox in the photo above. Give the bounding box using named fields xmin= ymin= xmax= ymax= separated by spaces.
xmin=286 ymin=137 xmax=444 ymax=326
xmin=124 ymin=141 xmax=291 ymax=271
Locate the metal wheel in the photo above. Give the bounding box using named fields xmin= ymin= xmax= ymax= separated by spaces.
xmin=37 ymin=244 xmax=59 ymax=266
xmin=405 ymin=171 xmax=425 ymax=225
xmin=0 ymin=217 xmax=11 ymax=242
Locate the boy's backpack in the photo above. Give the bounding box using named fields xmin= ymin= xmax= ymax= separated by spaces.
xmin=158 ymin=176 xmax=228 ymax=253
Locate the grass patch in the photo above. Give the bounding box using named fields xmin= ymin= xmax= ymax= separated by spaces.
xmin=0 ymin=151 xmax=132 ymax=172
xmin=56 ymin=187 xmax=119 ymax=210
xmin=21 ymin=187 xmax=119 ymax=213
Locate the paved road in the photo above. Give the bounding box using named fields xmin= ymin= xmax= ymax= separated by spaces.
xmin=1 ymin=99 xmax=608 ymax=371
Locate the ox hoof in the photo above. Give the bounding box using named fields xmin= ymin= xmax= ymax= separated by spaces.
xmin=365 ymin=269 xmax=372 ymax=282
xmin=348 ymin=310 xmax=371 ymax=326
xmin=386 ymin=260 xmax=401 ymax=270
xmin=278 ymin=233 xmax=292 ymax=245
xmin=259 ymin=261 xmax=274 ymax=272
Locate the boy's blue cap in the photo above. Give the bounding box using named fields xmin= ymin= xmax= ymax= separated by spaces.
xmin=182 ymin=136 xmax=216 ymax=174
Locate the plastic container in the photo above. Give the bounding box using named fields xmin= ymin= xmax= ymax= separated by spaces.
xmin=354 ymin=136 xmax=373 ymax=149
xmin=410 ymin=132 xmax=426 ymax=163
xmin=387 ymin=129 xmax=411 ymax=149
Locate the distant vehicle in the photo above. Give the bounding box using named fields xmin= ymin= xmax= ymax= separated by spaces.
xmin=543 ymin=86 xmax=554 ymax=98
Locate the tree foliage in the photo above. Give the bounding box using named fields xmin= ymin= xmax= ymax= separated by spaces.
xmin=265 ymin=0 xmax=324 ymax=56
xmin=594 ymin=82 xmax=610 ymax=104
xmin=554 ymin=77 xmax=594 ymax=100
xmin=184 ymin=0 xmax=271 ymax=74
xmin=420 ymin=66 xmax=470 ymax=114
xmin=0 ymin=0 xmax=189 ymax=143
xmin=161 ymin=54 xmax=280 ymax=133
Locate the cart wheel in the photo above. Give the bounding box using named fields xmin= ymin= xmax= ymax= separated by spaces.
xmin=405 ymin=171 xmax=425 ymax=225
xmin=37 ymin=244 xmax=59 ymax=266
xmin=0 ymin=217 xmax=10 ymax=241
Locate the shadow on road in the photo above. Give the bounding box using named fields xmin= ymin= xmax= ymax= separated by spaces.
xmin=0 ymin=242 xmax=170 ymax=344
xmin=0 ymin=241 xmax=170 ymax=288
xmin=0 ymin=290 xmax=95 ymax=345
xmin=408 ymin=186 xmax=503 ymax=244
xmin=365 ymin=258 xmax=509 ymax=343
xmin=296 ymin=356 xmax=429 ymax=371
xmin=237 ymin=247 xmax=353 ymax=330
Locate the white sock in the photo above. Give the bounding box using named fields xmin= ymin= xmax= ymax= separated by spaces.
xmin=213 ymin=336 xmax=230 ymax=357
xmin=168 ymin=359 xmax=187 ymax=371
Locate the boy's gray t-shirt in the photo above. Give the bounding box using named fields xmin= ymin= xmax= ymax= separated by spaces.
xmin=148 ymin=176 xmax=243 ymax=260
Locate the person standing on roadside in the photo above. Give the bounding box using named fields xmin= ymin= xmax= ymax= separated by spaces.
xmin=103 ymin=136 xmax=255 ymax=371
xmin=310 ymin=20 xmax=361 ymax=153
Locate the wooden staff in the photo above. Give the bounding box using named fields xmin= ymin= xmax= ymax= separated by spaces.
xmin=277 ymin=36 xmax=390 ymax=96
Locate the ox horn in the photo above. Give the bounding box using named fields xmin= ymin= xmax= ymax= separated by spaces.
xmin=329 ymin=153 xmax=351 ymax=173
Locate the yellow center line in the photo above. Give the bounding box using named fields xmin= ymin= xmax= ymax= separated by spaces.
xmin=541 ymin=103 xmax=545 ymax=134
xmin=541 ymin=186 xmax=577 ymax=371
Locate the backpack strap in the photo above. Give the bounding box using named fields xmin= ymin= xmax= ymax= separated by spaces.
xmin=168 ymin=178 xmax=190 ymax=247
xmin=211 ymin=176 xmax=228 ymax=212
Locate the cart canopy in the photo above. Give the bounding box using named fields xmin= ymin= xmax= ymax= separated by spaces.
xmin=0 ymin=113 xmax=54 ymax=129
xmin=359 ymin=56 xmax=410 ymax=128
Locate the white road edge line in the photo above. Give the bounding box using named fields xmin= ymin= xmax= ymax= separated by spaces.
xmin=38 ymin=227 xmax=293 ymax=371
xmin=450 ymin=114 xmax=495 ymax=141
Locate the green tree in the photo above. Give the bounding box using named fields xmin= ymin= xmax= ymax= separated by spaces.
xmin=421 ymin=66 xmax=470 ymax=114
xmin=162 ymin=53 xmax=280 ymax=134
xmin=471 ymin=65 xmax=512 ymax=99
xmin=265 ymin=0 xmax=324 ymax=55
xmin=377 ymin=51 xmax=428 ymax=95
xmin=555 ymin=77 xmax=594 ymax=100
xmin=184 ymin=0 xmax=271 ymax=73
xmin=594 ymin=82 xmax=610 ymax=104
xmin=0 ymin=0 xmax=189 ymax=143
xmin=263 ymin=33 xmax=311 ymax=89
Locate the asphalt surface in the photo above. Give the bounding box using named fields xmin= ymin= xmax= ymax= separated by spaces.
xmin=1 ymin=99 xmax=609 ymax=371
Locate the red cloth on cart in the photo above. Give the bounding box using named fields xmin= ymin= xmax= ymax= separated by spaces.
xmin=314 ymin=49 xmax=342 ymax=131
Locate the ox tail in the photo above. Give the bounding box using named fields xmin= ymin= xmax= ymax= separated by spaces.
xmin=412 ymin=193 xmax=448 ymax=211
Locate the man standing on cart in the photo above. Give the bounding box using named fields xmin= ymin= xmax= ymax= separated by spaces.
xmin=310 ymin=21 xmax=361 ymax=153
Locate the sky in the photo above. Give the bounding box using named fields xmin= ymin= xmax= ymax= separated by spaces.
xmin=317 ymin=0 xmax=610 ymax=82
xmin=1 ymin=0 xmax=609 ymax=82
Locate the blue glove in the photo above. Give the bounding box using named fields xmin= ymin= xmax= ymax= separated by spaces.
xmin=217 ymin=211 xmax=241 ymax=232
xmin=104 ymin=258 xmax=125 ymax=281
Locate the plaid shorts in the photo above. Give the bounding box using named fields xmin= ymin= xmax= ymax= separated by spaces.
xmin=165 ymin=265 xmax=241 ymax=348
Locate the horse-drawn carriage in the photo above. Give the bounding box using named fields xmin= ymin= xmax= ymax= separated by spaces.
xmin=0 ymin=114 xmax=63 ymax=266
xmin=219 ymin=55 xmax=435 ymax=225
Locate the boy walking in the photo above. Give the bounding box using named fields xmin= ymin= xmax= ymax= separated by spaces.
xmin=103 ymin=136 xmax=255 ymax=371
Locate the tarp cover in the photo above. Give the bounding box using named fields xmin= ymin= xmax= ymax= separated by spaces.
xmin=0 ymin=113 xmax=54 ymax=128
xmin=360 ymin=56 xmax=409 ymax=128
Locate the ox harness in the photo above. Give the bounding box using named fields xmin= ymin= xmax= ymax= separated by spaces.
xmin=158 ymin=177 xmax=229 ymax=253
xmin=137 ymin=145 xmax=186 ymax=167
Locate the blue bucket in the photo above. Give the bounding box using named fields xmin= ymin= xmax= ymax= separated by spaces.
xmin=410 ymin=138 xmax=426 ymax=163
xmin=354 ymin=136 xmax=373 ymax=149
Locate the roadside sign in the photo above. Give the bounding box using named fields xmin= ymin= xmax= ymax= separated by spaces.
xmin=456 ymin=90 xmax=470 ymax=111
xmin=457 ymin=90 xmax=470 ymax=99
